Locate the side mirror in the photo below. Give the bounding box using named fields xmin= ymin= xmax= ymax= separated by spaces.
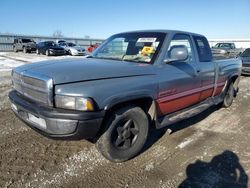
xmin=164 ymin=45 xmax=188 ymax=63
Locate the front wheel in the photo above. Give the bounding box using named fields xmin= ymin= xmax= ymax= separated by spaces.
xmin=222 ymin=82 xmax=235 ymax=108
xmin=68 ymin=50 xmax=72 ymax=55
xmin=23 ymin=47 xmax=27 ymax=53
xmin=96 ymin=106 xmax=149 ymax=162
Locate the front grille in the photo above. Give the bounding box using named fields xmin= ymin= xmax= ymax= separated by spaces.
xmin=12 ymin=70 xmax=53 ymax=106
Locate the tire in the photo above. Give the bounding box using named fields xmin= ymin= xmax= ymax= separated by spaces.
xmin=36 ymin=49 xmax=40 ymax=55
xmin=222 ymin=81 xmax=235 ymax=108
xmin=96 ymin=106 xmax=149 ymax=162
xmin=13 ymin=46 xmax=18 ymax=53
xmin=45 ymin=50 xmax=50 ymax=56
xmin=23 ymin=47 xmax=27 ymax=53
xmin=68 ymin=50 xmax=72 ymax=56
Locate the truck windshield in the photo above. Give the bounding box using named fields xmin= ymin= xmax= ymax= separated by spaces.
xmin=46 ymin=42 xmax=57 ymax=47
xmin=22 ymin=39 xmax=33 ymax=43
xmin=92 ymin=32 xmax=166 ymax=64
xmin=67 ymin=43 xmax=76 ymax=47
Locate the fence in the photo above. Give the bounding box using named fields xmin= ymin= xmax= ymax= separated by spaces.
xmin=1 ymin=34 xmax=250 ymax=52
xmin=0 ymin=34 xmax=104 ymax=51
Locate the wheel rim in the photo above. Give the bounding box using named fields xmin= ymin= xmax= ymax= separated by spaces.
xmin=36 ymin=49 xmax=39 ymax=54
xmin=225 ymin=84 xmax=234 ymax=105
xmin=113 ymin=119 xmax=139 ymax=150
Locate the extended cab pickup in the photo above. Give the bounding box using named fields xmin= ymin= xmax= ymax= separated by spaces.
xmin=211 ymin=42 xmax=242 ymax=59
xmin=9 ymin=30 xmax=242 ymax=162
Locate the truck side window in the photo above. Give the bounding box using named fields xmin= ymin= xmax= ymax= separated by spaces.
xmin=167 ymin=34 xmax=194 ymax=63
xmin=193 ymin=36 xmax=212 ymax=62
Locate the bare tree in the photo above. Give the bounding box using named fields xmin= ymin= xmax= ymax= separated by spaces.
xmin=53 ymin=30 xmax=64 ymax=37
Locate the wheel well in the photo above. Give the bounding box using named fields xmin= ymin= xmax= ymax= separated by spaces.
xmin=105 ymin=98 xmax=156 ymax=121
xmin=229 ymin=75 xmax=240 ymax=89
xmin=97 ymin=98 xmax=156 ymax=138
xmin=230 ymin=75 xmax=238 ymax=83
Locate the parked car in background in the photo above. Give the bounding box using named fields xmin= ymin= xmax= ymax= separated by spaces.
xmin=13 ymin=38 xmax=36 ymax=53
xmin=56 ymin=39 xmax=66 ymax=44
xmin=58 ymin=42 xmax=86 ymax=56
xmin=87 ymin=43 xmax=99 ymax=53
xmin=239 ymin=48 xmax=250 ymax=75
xmin=211 ymin=42 xmax=242 ymax=59
xmin=36 ymin=41 xmax=66 ymax=56
xmin=9 ymin=30 xmax=241 ymax=162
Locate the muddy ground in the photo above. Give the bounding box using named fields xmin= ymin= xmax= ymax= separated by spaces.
xmin=0 ymin=53 xmax=250 ymax=187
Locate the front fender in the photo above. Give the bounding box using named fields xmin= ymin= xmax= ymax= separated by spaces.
xmin=103 ymin=90 xmax=155 ymax=110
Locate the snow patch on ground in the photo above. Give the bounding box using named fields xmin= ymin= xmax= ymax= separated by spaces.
xmin=177 ymin=138 xmax=193 ymax=149
xmin=0 ymin=57 xmax=24 ymax=72
xmin=0 ymin=52 xmax=87 ymax=72
xmin=177 ymin=132 xmax=204 ymax=149
xmin=145 ymin=162 xmax=155 ymax=171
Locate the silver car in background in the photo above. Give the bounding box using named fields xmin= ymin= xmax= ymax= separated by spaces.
xmin=58 ymin=42 xmax=86 ymax=56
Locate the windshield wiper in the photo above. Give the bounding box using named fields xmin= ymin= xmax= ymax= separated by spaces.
xmin=87 ymin=56 xmax=148 ymax=64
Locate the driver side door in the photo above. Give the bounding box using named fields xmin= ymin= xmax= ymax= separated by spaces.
xmin=157 ymin=34 xmax=202 ymax=116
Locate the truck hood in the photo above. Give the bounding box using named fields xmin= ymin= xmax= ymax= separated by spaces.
xmin=26 ymin=42 xmax=36 ymax=47
xmin=15 ymin=58 xmax=156 ymax=84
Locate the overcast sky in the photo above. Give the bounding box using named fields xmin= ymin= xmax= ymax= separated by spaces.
xmin=0 ymin=0 xmax=250 ymax=39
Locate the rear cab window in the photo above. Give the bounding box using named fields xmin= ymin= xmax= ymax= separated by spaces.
xmin=193 ymin=36 xmax=212 ymax=62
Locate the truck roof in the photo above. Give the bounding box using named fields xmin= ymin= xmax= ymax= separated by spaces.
xmin=116 ymin=29 xmax=205 ymax=37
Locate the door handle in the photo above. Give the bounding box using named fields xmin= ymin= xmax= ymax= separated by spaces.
xmin=196 ymin=69 xmax=201 ymax=73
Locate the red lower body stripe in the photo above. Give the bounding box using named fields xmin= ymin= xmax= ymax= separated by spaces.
xmin=157 ymin=82 xmax=226 ymax=115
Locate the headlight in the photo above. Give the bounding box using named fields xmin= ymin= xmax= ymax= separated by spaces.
xmin=55 ymin=95 xmax=94 ymax=111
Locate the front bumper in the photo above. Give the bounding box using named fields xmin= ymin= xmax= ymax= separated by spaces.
xmin=26 ymin=46 xmax=36 ymax=51
xmin=9 ymin=90 xmax=105 ymax=140
xmin=49 ymin=50 xmax=66 ymax=56
xmin=71 ymin=51 xmax=85 ymax=56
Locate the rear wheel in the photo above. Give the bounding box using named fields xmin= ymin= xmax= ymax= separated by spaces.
xmin=13 ymin=46 xmax=18 ymax=52
xmin=222 ymin=82 xmax=235 ymax=108
xmin=96 ymin=106 xmax=149 ymax=162
xmin=45 ymin=50 xmax=50 ymax=56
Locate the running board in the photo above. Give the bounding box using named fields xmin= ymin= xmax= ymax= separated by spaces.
xmin=156 ymin=95 xmax=223 ymax=129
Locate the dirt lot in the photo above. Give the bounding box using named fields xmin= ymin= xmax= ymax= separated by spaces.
xmin=0 ymin=53 xmax=249 ymax=188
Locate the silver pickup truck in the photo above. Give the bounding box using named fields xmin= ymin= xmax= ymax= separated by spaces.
xmin=9 ymin=30 xmax=242 ymax=162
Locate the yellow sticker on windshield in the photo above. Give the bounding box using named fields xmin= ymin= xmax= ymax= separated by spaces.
xmin=141 ymin=46 xmax=154 ymax=56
